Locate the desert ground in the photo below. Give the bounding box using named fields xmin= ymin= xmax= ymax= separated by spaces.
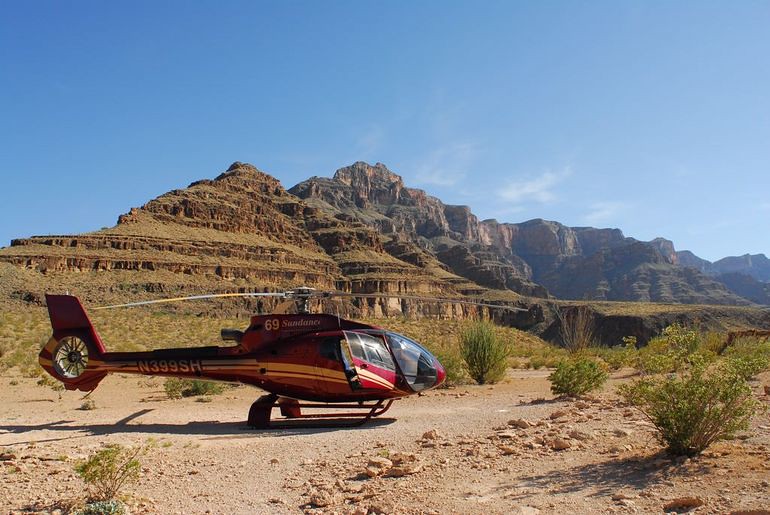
xmin=1 ymin=369 xmax=769 ymax=515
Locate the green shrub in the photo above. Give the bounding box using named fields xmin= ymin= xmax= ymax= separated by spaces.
xmin=637 ymin=324 xmax=716 ymax=374
xmin=164 ymin=378 xmax=227 ymax=399
xmin=75 ymin=444 xmax=144 ymax=501
xmin=619 ymin=357 xmax=761 ymax=456
xmin=549 ymin=357 xmax=608 ymax=396
xmin=459 ymin=321 xmax=510 ymax=384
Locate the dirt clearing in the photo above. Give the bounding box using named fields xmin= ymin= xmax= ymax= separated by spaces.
xmin=2 ymin=370 xmax=769 ymax=514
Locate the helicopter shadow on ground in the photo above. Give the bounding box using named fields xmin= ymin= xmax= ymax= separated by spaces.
xmin=0 ymin=409 xmax=397 ymax=445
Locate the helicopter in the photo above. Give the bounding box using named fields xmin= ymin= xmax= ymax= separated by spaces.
xmin=39 ymin=287 xmax=524 ymax=428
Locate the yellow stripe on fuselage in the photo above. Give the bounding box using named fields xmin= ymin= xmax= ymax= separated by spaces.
xmin=269 ymin=372 xmax=350 ymax=385
xmin=356 ymin=367 xmax=394 ymax=389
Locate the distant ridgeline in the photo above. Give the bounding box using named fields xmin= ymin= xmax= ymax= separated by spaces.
xmin=1 ymin=161 xmax=768 ymax=344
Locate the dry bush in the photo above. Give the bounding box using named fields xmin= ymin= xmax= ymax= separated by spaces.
xmin=75 ymin=444 xmax=146 ymax=501
xmin=556 ymin=305 xmax=596 ymax=353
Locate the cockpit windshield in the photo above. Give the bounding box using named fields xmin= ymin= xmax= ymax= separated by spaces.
xmin=385 ymin=332 xmax=438 ymax=392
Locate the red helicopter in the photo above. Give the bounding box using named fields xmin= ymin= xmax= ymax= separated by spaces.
xmin=39 ymin=288 xmax=521 ymax=428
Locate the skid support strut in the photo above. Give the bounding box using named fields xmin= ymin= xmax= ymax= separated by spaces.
xmin=247 ymin=395 xmax=394 ymax=429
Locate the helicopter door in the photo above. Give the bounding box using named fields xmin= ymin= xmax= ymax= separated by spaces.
xmin=315 ymin=336 xmax=361 ymax=393
xmin=342 ymin=331 xmax=397 ymax=391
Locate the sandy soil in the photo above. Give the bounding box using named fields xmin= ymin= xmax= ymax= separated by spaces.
xmin=1 ymin=370 xmax=769 ymax=514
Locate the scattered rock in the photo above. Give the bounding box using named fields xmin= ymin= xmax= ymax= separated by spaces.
xmin=498 ymin=445 xmax=518 ymax=456
xmin=309 ymin=489 xmax=337 ymax=508
xmin=662 ymin=497 xmax=704 ymax=512
xmin=386 ymin=453 xmax=423 ymax=476
xmin=509 ymin=418 xmax=533 ymax=429
xmin=568 ymin=429 xmax=594 ymax=441
xmin=368 ymin=500 xmax=395 ymax=514
xmin=549 ymin=438 xmax=571 ymax=451
xmin=549 ymin=410 xmax=568 ymax=420
xmin=344 ymin=483 xmax=365 ymax=494
xmin=422 ymin=429 xmax=440 ymax=440
xmin=365 ymin=457 xmax=393 ymax=478
xmin=390 ymin=452 xmax=418 ymax=465
xmin=387 ymin=462 xmax=423 ymax=477
xmin=613 ymin=428 xmax=633 ymax=437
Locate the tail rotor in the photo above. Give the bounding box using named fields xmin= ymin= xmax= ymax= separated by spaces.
xmin=51 ymin=335 xmax=90 ymax=379
xmin=40 ymin=295 xmax=107 ymax=391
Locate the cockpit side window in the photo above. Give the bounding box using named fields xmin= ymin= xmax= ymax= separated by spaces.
xmin=343 ymin=331 xmax=396 ymax=372
xmin=346 ymin=332 xmax=365 ymax=361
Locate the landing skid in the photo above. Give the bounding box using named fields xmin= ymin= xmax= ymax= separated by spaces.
xmin=246 ymin=394 xmax=395 ymax=429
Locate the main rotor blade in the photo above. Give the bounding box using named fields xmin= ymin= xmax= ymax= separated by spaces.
xmin=93 ymin=292 xmax=286 ymax=310
xmin=331 ymin=292 xmax=528 ymax=312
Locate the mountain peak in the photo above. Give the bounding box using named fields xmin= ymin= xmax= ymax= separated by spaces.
xmin=333 ymin=161 xmax=403 ymax=187
xmin=226 ymin=161 xmax=256 ymax=172
xmin=650 ymin=237 xmax=678 ymax=264
xmin=205 ymin=161 xmax=282 ymax=191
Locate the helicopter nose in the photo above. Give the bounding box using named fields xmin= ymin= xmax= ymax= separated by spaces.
xmin=434 ymin=359 xmax=446 ymax=387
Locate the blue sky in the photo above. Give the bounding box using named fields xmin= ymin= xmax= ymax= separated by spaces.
xmin=1 ymin=1 xmax=768 ymax=261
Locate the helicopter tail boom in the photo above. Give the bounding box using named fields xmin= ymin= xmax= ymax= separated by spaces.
xmin=39 ymin=294 xmax=108 ymax=391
